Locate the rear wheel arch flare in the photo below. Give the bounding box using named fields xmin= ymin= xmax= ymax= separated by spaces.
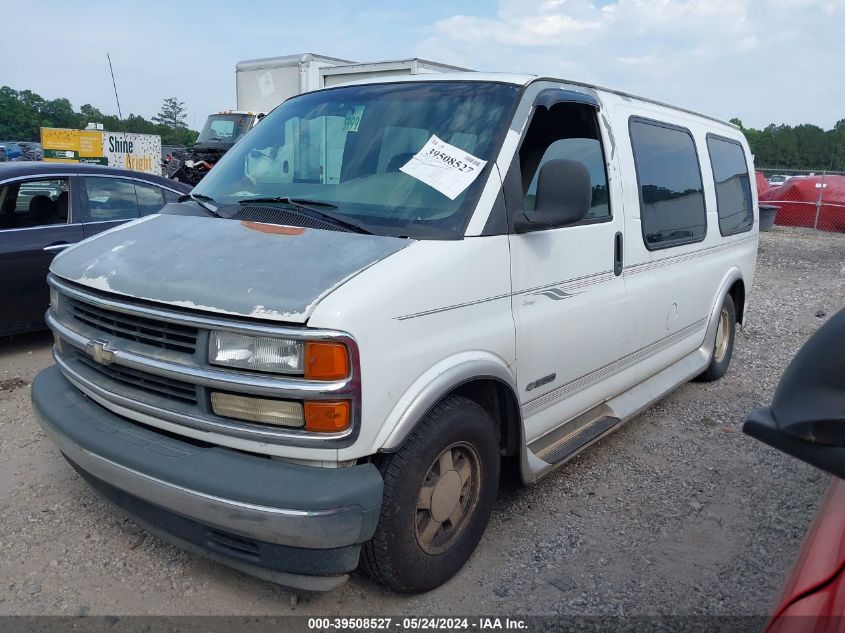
xmin=729 ymin=279 xmax=746 ymax=324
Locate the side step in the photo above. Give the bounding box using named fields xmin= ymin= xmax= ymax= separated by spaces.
xmin=535 ymin=415 xmax=621 ymax=465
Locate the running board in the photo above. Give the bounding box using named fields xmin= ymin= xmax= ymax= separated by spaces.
xmin=520 ymin=344 xmax=712 ymax=484
xmin=534 ymin=415 xmax=621 ymax=465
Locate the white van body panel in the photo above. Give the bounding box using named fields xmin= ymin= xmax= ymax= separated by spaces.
xmin=308 ymin=76 xmax=757 ymax=471
xmin=308 ymin=235 xmax=516 ymax=462
xmin=322 ymin=75 xmax=757 ymax=470
xmin=317 ymin=77 xmax=758 ymax=472
xmin=602 ymin=94 xmax=757 ymax=370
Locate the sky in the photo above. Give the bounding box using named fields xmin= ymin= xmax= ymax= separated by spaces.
xmin=2 ymin=0 xmax=843 ymax=130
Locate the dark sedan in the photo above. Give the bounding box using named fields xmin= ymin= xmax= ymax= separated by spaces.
xmin=0 ymin=163 xmax=191 ymax=335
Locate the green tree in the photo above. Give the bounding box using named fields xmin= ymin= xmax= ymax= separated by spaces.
xmin=0 ymin=85 xmax=199 ymax=145
xmin=152 ymin=97 xmax=188 ymax=129
xmin=733 ymin=117 xmax=845 ymax=171
xmin=40 ymin=98 xmax=77 ymax=130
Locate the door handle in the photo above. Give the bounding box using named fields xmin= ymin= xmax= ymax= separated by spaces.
xmin=43 ymin=242 xmax=70 ymax=252
xmin=613 ymin=232 xmax=623 ymax=276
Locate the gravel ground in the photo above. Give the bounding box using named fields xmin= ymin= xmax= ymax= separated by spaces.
xmin=0 ymin=227 xmax=843 ymax=616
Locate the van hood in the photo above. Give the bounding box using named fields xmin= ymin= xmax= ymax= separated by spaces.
xmin=51 ymin=214 xmax=412 ymax=323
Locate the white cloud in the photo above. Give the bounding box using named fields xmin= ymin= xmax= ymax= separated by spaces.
xmin=435 ymin=12 xmax=601 ymax=46
xmin=420 ymin=0 xmax=845 ymax=128
xmin=735 ymin=35 xmax=760 ymax=53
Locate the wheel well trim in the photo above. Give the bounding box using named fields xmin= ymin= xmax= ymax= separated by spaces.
xmin=701 ymin=268 xmax=744 ymax=359
xmin=376 ymin=358 xmax=522 ymax=453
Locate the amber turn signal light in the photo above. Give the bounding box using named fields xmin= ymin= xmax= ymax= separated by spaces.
xmin=304 ymin=401 xmax=351 ymax=432
xmin=304 ymin=342 xmax=349 ymax=380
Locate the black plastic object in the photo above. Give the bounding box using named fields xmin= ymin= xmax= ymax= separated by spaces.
xmin=759 ymin=204 xmax=779 ymax=232
xmin=614 ymin=231 xmax=624 ymax=276
xmin=533 ymin=88 xmax=600 ymax=110
xmin=744 ymin=307 xmax=845 ymax=478
xmin=31 ymin=365 xmax=384 ymax=520
xmin=515 ymin=159 xmax=591 ymax=232
xmin=73 ymin=462 xmax=362 ymax=577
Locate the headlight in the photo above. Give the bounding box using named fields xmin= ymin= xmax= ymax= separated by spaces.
xmin=209 ymin=331 xmax=304 ymax=374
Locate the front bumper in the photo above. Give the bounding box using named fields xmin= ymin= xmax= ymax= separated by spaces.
xmin=32 ymin=365 xmax=383 ymax=591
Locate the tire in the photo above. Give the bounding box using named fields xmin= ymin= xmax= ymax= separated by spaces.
xmin=696 ymin=293 xmax=736 ymax=382
xmin=361 ymin=396 xmax=500 ymax=593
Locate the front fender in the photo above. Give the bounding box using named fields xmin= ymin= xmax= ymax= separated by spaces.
xmin=373 ymin=351 xmax=519 ymax=452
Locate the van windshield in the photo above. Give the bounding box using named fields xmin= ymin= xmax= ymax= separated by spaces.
xmin=192 ymin=82 xmax=520 ymax=239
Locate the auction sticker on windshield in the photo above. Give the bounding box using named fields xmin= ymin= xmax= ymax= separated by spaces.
xmin=400 ymin=135 xmax=488 ymax=200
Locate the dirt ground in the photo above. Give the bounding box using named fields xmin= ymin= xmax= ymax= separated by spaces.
xmin=1 ymin=227 xmax=843 ymax=616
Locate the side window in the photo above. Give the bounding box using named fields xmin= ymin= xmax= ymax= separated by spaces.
xmin=163 ymin=188 xmax=182 ymax=204
xmin=706 ymin=136 xmax=753 ymax=235
xmin=630 ymin=119 xmax=706 ymax=249
xmin=520 ymin=103 xmax=610 ymax=222
xmin=0 ymin=178 xmax=69 ymax=229
xmin=134 ymin=181 xmax=166 ymax=216
xmin=84 ymin=177 xmax=139 ymax=222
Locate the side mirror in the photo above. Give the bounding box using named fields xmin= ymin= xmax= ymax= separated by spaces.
xmin=514 ymin=159 xmax=591 ymax=233
xmin=743 ymin=307 xmax=845 ymax=478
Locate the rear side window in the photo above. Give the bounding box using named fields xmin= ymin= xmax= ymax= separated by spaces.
xmin=84 ymin=177 xmax=139 ymax=221
xmin=707 ymin=135 xmax=753 ymax=235
xmin=630 ymin=118 xmax=706 ymax=249
xmin=134 ymin=181 xmax=166 ymax=216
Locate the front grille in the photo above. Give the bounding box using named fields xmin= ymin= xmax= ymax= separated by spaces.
xmin=75 ymin=353 xmax=198 ymax=405
xmin=67 ymin=297 xmax=198 ymax=354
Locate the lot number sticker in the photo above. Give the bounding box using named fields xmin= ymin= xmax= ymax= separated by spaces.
xmin=400 ymin=135 xmax=488 ymax=200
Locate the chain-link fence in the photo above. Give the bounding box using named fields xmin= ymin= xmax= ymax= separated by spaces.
xmin=756 ymin=168 xmax=845 ymax=232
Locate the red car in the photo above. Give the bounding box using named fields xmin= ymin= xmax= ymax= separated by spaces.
xmin=744 ymin=308 xmax=845 ymax=631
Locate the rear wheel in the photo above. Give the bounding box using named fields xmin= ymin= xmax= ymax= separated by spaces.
xmin=361 ymin=396 xmax=500 ymax=593
xmin=696 ymin=293 xmax=736 ymax=382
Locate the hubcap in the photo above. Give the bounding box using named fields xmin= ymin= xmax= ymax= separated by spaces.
xmin=415 ymin=442 xmax=481 ymax=555
xmin=714 ymin=307 xmax=730 ymax=362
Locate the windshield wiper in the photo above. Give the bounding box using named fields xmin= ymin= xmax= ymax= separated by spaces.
xmin=236 ymin=196 xmax=372 ymax=234
xmin=179 ymin=192 xmax=220 ymax=215
xmin=240 ymin=196 xmax=338 ymax=209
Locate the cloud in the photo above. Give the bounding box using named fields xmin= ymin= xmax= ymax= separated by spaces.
xmin=435 ymin=13 xmax=602 ymax=46
xmin=421 ymin=0 xmax=845 ymax=128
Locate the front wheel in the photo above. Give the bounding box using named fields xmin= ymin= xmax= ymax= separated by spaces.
xmin=696 ymin=293 xmax=736 ymax=382
xmin=361 ymin=396 xmax=500 ymax=593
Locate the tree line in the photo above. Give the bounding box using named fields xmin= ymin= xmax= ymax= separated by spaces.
xmin=731 ymin=118 xmax=845 ymax=172
xmin=0 ymin=86 xmax=198 ymax=147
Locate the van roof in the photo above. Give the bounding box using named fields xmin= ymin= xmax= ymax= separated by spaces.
xmin=334 ymin=71 xmax=739 ymax=130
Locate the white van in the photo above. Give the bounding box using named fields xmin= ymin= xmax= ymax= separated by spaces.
xmin=33 ymin=73 xmax=758 ymax=593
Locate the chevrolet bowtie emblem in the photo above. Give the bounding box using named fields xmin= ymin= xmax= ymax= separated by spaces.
xmin=85 ymin=339 xmax=115 ymax=365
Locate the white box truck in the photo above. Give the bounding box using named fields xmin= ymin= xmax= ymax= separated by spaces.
xmin=166 ymin=53 xmax=470 ymax=184
xmin=235 ymin=53 xmax=469 ymax=113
